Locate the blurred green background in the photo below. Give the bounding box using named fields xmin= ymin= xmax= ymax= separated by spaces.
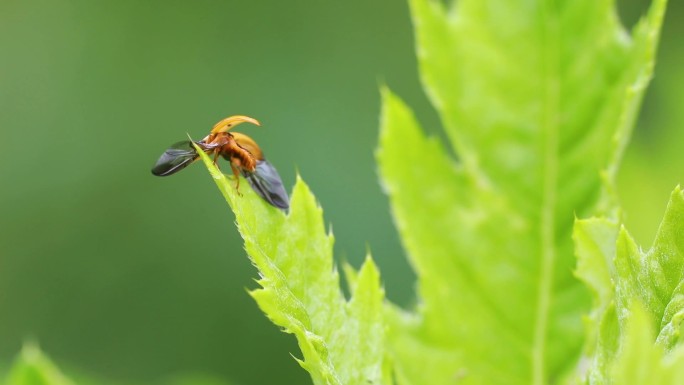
xmin=0 ymin=0 xmax=681 ymax=384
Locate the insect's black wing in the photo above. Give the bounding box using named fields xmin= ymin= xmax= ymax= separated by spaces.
xmin=151 ymin=140 xmax=201 ymax=176
xmin=242 ymin=160 xmax=290 ymax=210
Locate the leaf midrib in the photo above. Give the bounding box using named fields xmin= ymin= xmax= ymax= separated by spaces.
xmin=533 ymin=3 xmax=561 ymax=384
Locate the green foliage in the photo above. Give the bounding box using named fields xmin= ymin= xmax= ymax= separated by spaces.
xmin=5 ymin=345 xmax=75 ymax=385
xmin=194 ymin=146 xmax=391 ymax=385
xmin=610 ymin=304 xmax=684 ymax=385
xmin=376 ymin=0 xmax=667 ymax=384
xmin=576 ymin=188 xmax=684 ymax=384
xmin=2 ymin=345 xmax=239 ymax=385
xmin=188 ymin=0 xmax=673 ymax=384
xmin=3 ymin=1 xmax=677 ymax=384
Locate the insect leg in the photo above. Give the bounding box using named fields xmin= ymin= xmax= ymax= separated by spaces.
xmin=212 ymin=150 xmax=222 ymax=170
xmin=230 ymin=163 xmax=242 ymax=196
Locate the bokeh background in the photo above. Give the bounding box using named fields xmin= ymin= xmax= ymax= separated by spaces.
xmin=0 ymin=0 xmax=681 ymax=384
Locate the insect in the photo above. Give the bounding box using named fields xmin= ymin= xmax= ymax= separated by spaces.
xmin=151 ymin=115 xmax=289 ymax=210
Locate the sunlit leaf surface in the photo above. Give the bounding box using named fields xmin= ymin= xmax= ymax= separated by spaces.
xmin=576 ymin=188 xmax=684 ymax=384
xmin=5 ymin=345 xmax=75 ymax=385
xmin=195 ymin=145 xmax=390 ymax=385
xmin=377 ymin=0 xmax=667 ymax=384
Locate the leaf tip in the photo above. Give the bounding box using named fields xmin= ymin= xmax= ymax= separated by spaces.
xmin=290 ymin=175 xmax=319 ymax=212
xmin=354 ymin=255 xmax=384 ymax=298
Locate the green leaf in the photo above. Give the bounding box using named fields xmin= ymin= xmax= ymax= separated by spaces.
xmin=576 ymin=187 xmax=684 ymax=383
xmin=610 ymin=303 xmax=684 ymax=385
xmin=572 ymin=217 xmax=619 ymax=382
xmin=5 ymin=344 xmax=76 ymax=385
xmin=194 ymin=145 xmax=390 ymax=385
xmin=377 ymin=0 xmax=667 ymax=384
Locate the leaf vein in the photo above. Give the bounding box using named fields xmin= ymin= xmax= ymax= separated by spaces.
xmin=533 ymin=3 xmax=561 ymax=384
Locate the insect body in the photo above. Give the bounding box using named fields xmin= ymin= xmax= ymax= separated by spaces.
xmin=152 ymin=115 xmax=289 ymax=210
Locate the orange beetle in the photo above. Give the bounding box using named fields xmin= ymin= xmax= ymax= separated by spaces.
xmin=152 ymin=115 xmax=289 ymax=210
